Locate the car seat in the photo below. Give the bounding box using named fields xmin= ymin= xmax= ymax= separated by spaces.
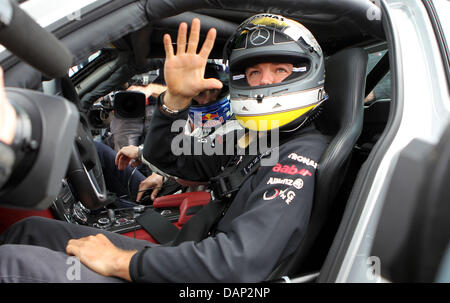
xmin=266 ymin=47 xmax=368 ymax=280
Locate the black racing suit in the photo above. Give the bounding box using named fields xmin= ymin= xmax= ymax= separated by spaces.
xmin=128 ymin=95 xmax=329 ymax=282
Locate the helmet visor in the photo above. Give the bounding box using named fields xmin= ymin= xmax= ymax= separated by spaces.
xmin=230 ymin=56 xmax=312 ymax=89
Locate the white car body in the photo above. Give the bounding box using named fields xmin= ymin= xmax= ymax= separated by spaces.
xmin=327 ymin=0 xmax=450 ymax=283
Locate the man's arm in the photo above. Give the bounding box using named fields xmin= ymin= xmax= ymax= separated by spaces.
xmin=66 ymin=234 xmax=137 ymax=281
xmin=141 ymin=18 xmax=232 ymax=181
xmin=142 ymin=94 xmax=237 ymax=181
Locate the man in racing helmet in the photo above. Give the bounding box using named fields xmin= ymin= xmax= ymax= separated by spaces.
xmin=225 ymin=13 xmax=327 ymax=132
xmin=138 ymin=14 xmax=329 ymax=181
xmin=0 ymin=15 xmax=329 ymax=283
xmin=130 ymin=15 xmax=330 ymax=283
xmin=118 ymin=14 xmax=331 ymax=282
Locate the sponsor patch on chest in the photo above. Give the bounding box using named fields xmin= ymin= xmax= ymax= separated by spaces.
xmin=272 ymin=163 xmax=312 ymax=176
xmin=266 ymin=177 xmax=304 ymax=190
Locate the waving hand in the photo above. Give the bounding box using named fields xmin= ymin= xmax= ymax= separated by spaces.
xmin=162 ymin=18 xmax=223 ymax=110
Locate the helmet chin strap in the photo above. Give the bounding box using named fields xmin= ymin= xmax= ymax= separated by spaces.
xmin=280 ymin=115 xmax=310 ymax=133
xmin=280 ymin=97 xmax=326 ymax=133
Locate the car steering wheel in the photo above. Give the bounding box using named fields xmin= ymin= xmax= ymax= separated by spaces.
xmin=66 ymin=116 xmax=108 ymax=210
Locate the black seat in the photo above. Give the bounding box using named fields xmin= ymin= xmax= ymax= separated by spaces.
xmin=267 ymin=47 xmax=367 ymax=280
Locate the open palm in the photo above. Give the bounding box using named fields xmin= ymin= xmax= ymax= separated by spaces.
xmin=163 ymin=18 xmax=223 ymax=106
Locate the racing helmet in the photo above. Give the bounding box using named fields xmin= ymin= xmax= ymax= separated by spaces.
xmin=223 ymin=14 xmax=328 ymax=131
xmin=189 ymin=61 xmax=233 ymax=128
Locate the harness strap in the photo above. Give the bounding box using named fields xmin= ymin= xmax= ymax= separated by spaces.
xmin=171 ymin=152 xmax=265 ymax=245
xmin=170 ymin=198 xmax=228 ymax=246
xmin=209 ymin=133 xmax=289 ymax=200
xmin=135 ymin=208 xmax=179 ymax=245
xmin=136 ymin=153 xmax=265 ymax=245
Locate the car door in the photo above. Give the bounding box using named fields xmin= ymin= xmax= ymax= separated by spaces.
xmin=319 ymin=0 xmax=450 ymax=283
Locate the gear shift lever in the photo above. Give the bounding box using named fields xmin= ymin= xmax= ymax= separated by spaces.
xmin=107 ymin=208 xmax=116 ymax=223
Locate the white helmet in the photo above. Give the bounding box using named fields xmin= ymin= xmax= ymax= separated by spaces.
xmin=223 ymin=14 xmax=328 ymax=131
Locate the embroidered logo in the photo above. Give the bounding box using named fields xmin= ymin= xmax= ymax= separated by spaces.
xmin=250 ymin=28 xmax=271 ymax=46
xmin=267 ymin=177 xmax=304 ymax=190
xmin=279 ymin=188 xmax=296 ymax=205
xmin=263 ymin=187 xmax=297 ymax=205
xmin=263 ymin=188 xmax=280 ymax=200
xmin=288 ymin=153 xmax=318 ymax=169
xmin=272 ymin=163 xmax=312 ymax=177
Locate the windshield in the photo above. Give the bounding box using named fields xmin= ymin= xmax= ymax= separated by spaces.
xmin=0 ymin=0 xmax=98 ymax=54
xmin=20 ymin=0 xmax=98 ymax=28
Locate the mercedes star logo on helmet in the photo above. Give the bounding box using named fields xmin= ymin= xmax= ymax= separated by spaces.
xmin=249 ymin=28 xmax=271 ymax=46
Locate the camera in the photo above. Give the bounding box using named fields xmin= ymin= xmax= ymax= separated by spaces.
xmin=0 ymin=0 xmax=106 ymax=211
xmin=87 ymin=90 xmax=146 ymax=131
xmin=0 ymin=89 xmax=79 ymax=209
xmin=113 ymin=91 xmax=146 ymax=119
xmin=87 ymin=92 xmax=115 ymax=130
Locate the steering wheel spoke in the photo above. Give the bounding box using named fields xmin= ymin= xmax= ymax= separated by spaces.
xmin=66 ymin=120 xmax=108 ymax=210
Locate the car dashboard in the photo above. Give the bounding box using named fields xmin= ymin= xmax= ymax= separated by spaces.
xmin=50 ymin=179 xmax=180 ymax=235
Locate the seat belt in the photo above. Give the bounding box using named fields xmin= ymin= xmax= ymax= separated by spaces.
xmin=170 ymin=198 xmax=229 ymax=246
xmin=135 ymin=208 xmax=180 ymax=244
xmin=171 ymin=148 xmax=277 ymax=245
xmin=209 ymin=149 xmax=273 ymax=200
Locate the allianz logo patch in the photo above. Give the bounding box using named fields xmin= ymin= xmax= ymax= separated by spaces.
xmin=267 ymin=177 xmax=304 ymax=190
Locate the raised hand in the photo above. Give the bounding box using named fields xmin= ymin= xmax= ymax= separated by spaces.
xmin=162 ymin=18 xmax=223 ymax=110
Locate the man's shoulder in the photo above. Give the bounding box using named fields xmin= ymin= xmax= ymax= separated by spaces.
xmin=254 ymin=125 xmax=328 ymax=179
xmin=278 ymin=125 xmax=329 ymax=158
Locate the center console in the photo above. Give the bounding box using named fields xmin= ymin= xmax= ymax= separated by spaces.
xmin=51 ymin=179 xmax=180 ymax=234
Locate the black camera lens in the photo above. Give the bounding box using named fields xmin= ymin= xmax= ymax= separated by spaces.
xmin=113 ymin=91 xmax=146 ymax=119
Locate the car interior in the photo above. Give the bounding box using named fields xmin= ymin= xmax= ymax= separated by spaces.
xmin=0 ymin=0 xmax=392 ymax=281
